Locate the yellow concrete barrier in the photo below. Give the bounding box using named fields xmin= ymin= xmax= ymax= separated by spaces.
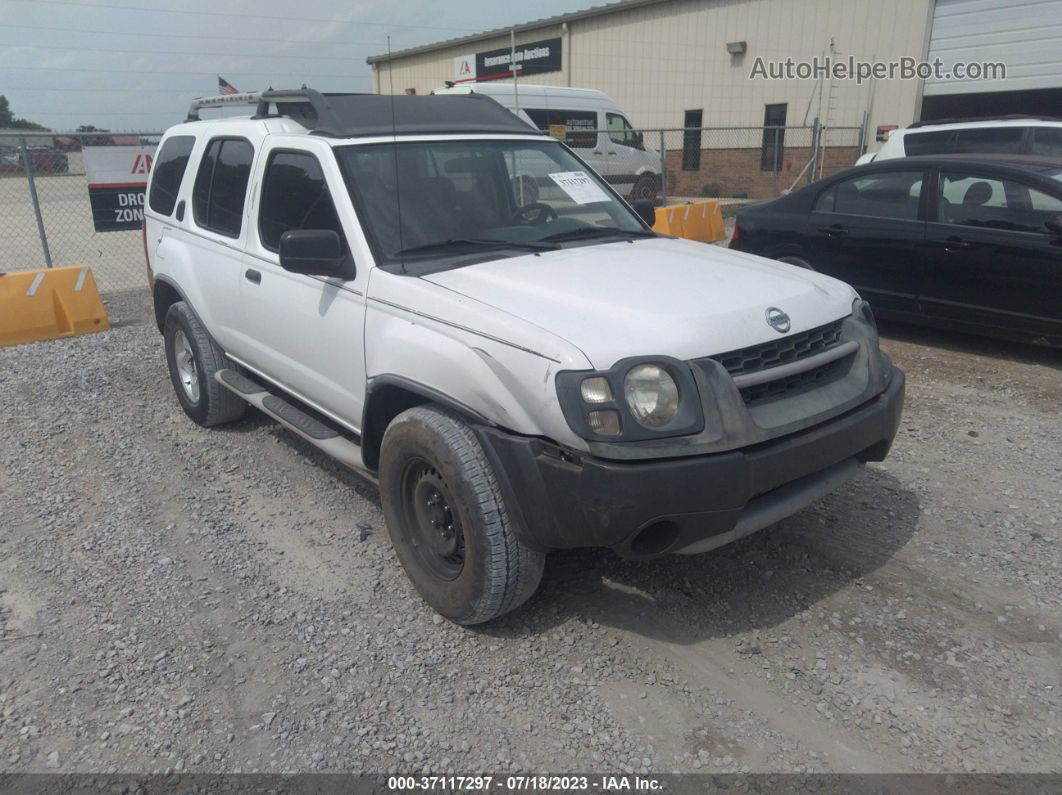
xmin=0 ymin=265 xmax=110 ymax=347
xmin=652 ymin=199 xmax=725 ymax=243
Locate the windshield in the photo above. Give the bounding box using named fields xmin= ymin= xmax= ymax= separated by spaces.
xmin=335 ymin=139 xmax=648 ymax=272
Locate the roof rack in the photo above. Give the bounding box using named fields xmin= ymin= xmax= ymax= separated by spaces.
xmin=186 ymin=87 xmax=352 ymax=130
xmin=185 ymin=85 xmax=541 ymax=138
xmin=908 ymin=114 xmax=1062 ymax=129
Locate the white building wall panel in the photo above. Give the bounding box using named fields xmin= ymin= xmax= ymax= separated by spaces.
xmin=925 ymin=0 xmax=1062 ymax=95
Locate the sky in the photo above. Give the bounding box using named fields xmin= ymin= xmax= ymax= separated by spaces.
xmin=0 ymin=0 xmax=599 ymax=132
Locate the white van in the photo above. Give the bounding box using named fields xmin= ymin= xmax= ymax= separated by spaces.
xmin=856 ymin=117 xmax=1062 ymax=164
xmin=433 ymin=83 xmax=661 ymax=201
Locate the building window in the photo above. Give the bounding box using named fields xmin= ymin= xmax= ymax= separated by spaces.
xmin=760 ymin=103 xmax=787 ymax=171
xmin=682 ymin=109 xmax=702 ymax=171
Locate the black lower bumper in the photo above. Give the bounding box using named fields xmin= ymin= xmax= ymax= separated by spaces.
xmin=476 ymin=367 xmax=905 ymax=558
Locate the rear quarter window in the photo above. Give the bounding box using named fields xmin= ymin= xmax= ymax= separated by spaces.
xmin=148 ymin=135 xmax=196 ymax=216
xmin=902 ymin=130 xmax=955 ymax=157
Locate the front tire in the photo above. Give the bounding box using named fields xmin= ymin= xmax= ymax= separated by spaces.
xmin=163 ymin=301 xmax=245 ymax=427
xmin=379 ymin=406 xmax=545 ymax=625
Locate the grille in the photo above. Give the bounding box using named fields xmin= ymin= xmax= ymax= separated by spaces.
xmin=708 ymin=318 xmax=849 ymax=406
xmin=712 ymin=319 xmax=845 ymax=377
xmin=738 ymin=358 xmax=847 ymax=405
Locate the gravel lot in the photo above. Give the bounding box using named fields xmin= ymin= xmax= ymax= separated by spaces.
xmin=1 ymin=290 xmax=1059 ymax=775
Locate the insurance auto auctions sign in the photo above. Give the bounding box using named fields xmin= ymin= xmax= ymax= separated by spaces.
xmin=83 ymin=145 xmax=156 ymax=232
xmin=452 ymin=37 xmax=562 ymax=82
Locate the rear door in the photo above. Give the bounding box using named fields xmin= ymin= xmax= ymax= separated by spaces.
xmin=183 ymin=135 xmax=258 ymax=348
xmin=807 ymin=168 xmax=928 ymax=317
xmin=922 ymin=169 xmax=1062 ymax=341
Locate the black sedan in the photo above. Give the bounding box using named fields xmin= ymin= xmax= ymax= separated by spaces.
xmin=729 ymin=154 xmax=1062 ymax=347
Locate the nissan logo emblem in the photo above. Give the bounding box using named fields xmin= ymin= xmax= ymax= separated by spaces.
xmin=765 ymin=307 xmax=790 ymax=334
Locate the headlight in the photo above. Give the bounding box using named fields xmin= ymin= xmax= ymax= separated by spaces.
xmin=555 ymin=356 xmax=703 ymax=442
xmin=624 ymin=363 xmax=680 ymax=428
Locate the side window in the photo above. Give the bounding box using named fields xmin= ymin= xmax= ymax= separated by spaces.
xmin=760 ymin=103 xmax=787 ymax=171
xmin=682 ymin=109 xmax=703 ymax=171
xmin=259 ymin=150 xmax=346 ymax=253
xmin=1031 ymin=128 xmax=1062 ymax=157
xmin=550 ymin=110 xmax=597 ymax=149
xmin=954 ymin=127 xmax=1024 ymax=154
xmin=192 ymin=138 xmax=254 ymax=237
xmin=148 ymin=135 xmax=195 ymax=216
xmin=815 ymin=170 xmax=924 ymax=220
xmin=523 ymin=108 xmax=549 ymax=132
xmin=940 ymin=172 xmax=1062 ymax=233
xmin=903 ymin=130 xmax=955 ymax=157
xmin=606 ymin=113 xmax=636 ymax=148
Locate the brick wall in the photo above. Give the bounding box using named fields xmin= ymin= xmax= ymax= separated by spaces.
xmin=665 ymin=146 xmax=860 ymax=200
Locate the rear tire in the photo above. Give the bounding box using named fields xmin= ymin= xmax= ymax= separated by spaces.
xmin=163 ymin=301 xmax=246 ymax=428
xmin=379 ymin=405 xmax=545 ymax=625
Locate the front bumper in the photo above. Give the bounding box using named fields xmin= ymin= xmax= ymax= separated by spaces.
xmin=476 ymin=366 xmax=905 ymax=558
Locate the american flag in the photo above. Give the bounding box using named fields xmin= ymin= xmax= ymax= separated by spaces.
xmin=218 ymin=76 xmax=239 ymax=95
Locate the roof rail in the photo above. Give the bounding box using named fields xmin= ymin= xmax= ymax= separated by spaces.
xmin=186 ymin=91 xmax=263 ymax=121
xmin=186 ymin=87 xmax=351 ymax=132
xmin=908 ymin=114 xmax=1062 ymax=129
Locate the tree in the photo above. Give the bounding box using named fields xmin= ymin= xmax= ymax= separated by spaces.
xmin=0 ymin=95 xmax=49 ymax=131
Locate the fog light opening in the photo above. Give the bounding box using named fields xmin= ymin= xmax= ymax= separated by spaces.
xmin=629 ymin=520 xmax=680 ymax=558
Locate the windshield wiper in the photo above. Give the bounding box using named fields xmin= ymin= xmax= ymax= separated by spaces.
xmin=540 ymin=227 xmax=657 ymax=242
xmin=393 ymin=238 xmax=559 ymax=256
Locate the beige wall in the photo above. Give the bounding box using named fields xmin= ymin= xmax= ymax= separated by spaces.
xmin=373 ymin=0 xmax=933 ymax=151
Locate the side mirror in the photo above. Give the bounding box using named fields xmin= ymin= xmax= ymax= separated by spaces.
xmin=1044 ymin=214 xmax=1062 ymax=238
xmin=631 ymin=199 xmax=656 ymax=228
xmin=632 ymin=131 xmax=645 ymax=150
xmin=278 ymin=230 xmax=352 ymax=279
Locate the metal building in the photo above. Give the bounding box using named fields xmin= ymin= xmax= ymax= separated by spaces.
xmin=367 ymin=0 xmax=1062 ymax=155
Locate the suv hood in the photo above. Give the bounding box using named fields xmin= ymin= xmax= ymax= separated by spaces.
xmin=423 ymin=237 xmax=857 ymax=369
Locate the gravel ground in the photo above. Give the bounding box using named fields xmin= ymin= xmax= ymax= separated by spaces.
xmin=1 ymin=289 xmax=1059 ymax=775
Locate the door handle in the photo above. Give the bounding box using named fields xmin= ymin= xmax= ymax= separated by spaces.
xmin=244 ymin=268 xmax=261 ymax=284
xmin=175 ymin=200 xmax=185 ymax=222
xmin=592 ymin=150 xmax=603 ymax=155
xmin=607 ymin=151 xmax=618 ymax=156
xmin=942 ymin=237 xmax=972 ymax=252
xmin=817 ymin=225 xmax=848 ymax=238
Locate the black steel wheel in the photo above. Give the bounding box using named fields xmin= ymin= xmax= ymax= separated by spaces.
xmin=400 ymin=459 xmax=466 ymax=581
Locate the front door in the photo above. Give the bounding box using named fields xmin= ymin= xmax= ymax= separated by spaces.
xmin=235 ymin=139 xmax=369 ymax=428
xmin=923 ymin=169 xmax=1062 ymax=342
xmin=807 ymin=168 xmax=928 ymax=318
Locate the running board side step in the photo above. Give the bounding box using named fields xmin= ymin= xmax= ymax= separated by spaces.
xmin=215 ymin=369 xmax=376 ymax=483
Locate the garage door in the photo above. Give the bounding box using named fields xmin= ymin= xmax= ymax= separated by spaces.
xmin=925 ymin=0 xmax=1062 ymax=95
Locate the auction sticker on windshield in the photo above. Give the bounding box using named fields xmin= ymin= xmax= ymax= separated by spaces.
xmin=549 ymin=171 xmax=610 ymax=204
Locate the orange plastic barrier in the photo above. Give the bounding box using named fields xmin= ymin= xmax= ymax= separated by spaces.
xmin=652 ymin=199 xmax=725 ymax=243
xmin=0 ymin=265 xmax=110 ymax=347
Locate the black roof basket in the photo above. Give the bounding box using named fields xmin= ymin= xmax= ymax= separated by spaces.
xmin=185 ymin=85 xmax=541 ymax=138
xmin=186 ymin=87 xmax=364 ymax=128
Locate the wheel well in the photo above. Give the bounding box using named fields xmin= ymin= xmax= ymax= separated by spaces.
xmin=361 ymin=380 xmax=493 ymax=472
xmin=152 ymin=280 xmax=182 ymax=333
xmin=361 ymin=384 xmax=431 ymax=472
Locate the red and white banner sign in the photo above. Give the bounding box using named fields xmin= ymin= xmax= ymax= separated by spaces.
xmin=83 ymin=145 xmax=157 ymax=232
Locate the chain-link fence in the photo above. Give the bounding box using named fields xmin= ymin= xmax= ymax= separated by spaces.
xmin=1 ymin=131 xmax=160 ymax=295
xmin=1 ymin=123 xmax=863 ymax=294
xmin=564 ymin=123 xmax=864 ymax=204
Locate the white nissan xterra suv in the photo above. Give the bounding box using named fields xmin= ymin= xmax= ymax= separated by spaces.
xmin=145 ymin=88 xmax=905 ymax=624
